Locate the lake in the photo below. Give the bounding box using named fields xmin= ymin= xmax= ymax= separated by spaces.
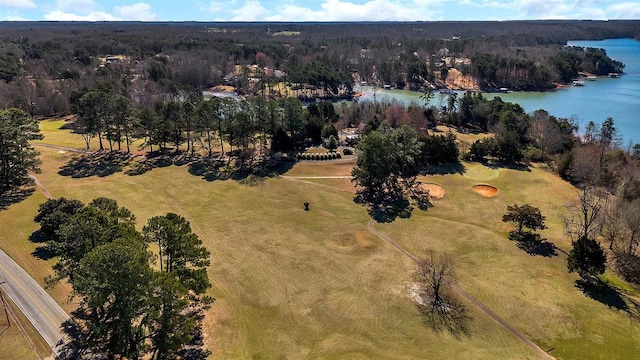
xmin=355 ymin=38 xmax=640 ymax=146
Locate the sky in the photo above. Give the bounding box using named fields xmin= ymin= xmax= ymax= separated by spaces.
xmin=1 ymin=0 xmax=640 ymax=22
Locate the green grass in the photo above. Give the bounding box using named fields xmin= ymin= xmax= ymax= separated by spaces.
xmin=3 ymin=123 xmax=640 ymax=358
xmin=33 ymin=118 xmax=92 ymax=151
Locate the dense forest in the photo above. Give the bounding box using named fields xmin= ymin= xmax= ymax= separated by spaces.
xmin=0 ymin=21 xmax=638 ymax=117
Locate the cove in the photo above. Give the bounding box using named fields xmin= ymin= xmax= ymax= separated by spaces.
xmin=355 ymin=38 xmax=640 ymax=146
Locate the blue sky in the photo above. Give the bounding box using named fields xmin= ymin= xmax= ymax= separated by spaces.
xmin=1 ymin=0 xmax=640 ymax=21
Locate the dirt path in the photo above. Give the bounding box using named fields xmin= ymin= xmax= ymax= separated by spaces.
xmin=32 ymin=143 xmax=92 ymax=154
xmin=280 ymin=175 xmax=352 ymax=179
xmin=366 ymin=220 xmax=555 ymax=360
xmin=28 ymin=175 xmax=52 ymax=200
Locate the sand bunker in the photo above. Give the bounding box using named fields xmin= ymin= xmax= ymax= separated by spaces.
xmin=421 ymin=183 xmax=445 ymax=199
xmin=472 ymin=184 xmax=498 ymax=197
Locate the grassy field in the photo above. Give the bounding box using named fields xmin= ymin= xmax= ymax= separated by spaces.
xmin=1 ymin=119 xmax=639 ymax=359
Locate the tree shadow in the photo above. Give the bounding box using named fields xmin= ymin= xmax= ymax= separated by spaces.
xmin=575 ymin=278 xmax=628 ymax=312
xmin=28 ymin=230 xmax=58 ymax=260
xmin=0 ymin=187 xmax=35 ymax=211
xmin=124 ymin=153 xmax=174 ymax=176
xmin=420 ymin=161 xmax=466 ymax=176
xmin=509 ymin=232 xmax=558 ymax=257
xmin=187 ymin=158 xmax=231 ymax=182
xmin=484 ymin=160 xmax=531 ymax=172
xmin=366 ymin=198 xmax=414 ymax=223
xmin=187 ymin=158 xmax=275 ymax=186
xmin=270 ymin=157 xmax=296 ymax=176
xmin=614 ymin=252 xmax=640 ymax=286
xmin=59 ymin=152 xmax=132 ymax=178
xmin=356 ymin=178 xmax=434 ymax=223
xmin=55 ymin=318 xmax=85 ymax=360
xmin=31 ymin=245 xmax=57 ymax=260
xmin=417 ymin=296 xmax=471 ymax=338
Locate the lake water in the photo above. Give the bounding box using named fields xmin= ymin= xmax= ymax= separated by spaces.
xmin=355 ymin=38 xmax=640 ymax=145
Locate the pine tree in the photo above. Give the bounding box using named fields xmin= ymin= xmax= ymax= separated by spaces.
xmin=0 ymin=108 xmax=43 ymax=193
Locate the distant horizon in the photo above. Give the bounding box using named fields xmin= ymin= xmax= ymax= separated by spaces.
xmin=1 ymin=0 xmax=640 ymax=22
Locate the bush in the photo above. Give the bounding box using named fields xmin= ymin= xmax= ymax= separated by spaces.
xmin=343 ymin=148 xmax=353 ymax=155
xmin=336 ymin=153 xmax=342 ymax=159
xmin=523 ymin=146 xmax=543 ymax=162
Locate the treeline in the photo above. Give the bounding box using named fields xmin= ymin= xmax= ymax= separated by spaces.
xmin=34 ymin=196 xmax=212 ymax=359
xmin=0 ymin=21 xmax=637 ymax=118
xmin=71 ymin=85 xmax=345 ymax=159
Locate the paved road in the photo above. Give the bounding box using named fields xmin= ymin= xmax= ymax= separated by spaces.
xmin=0 ymin=250 xmax=69 ymax=353
xmin=366 ymin=220 xmax=556 ymax=360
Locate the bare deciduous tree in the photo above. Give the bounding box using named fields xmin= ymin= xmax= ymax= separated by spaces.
xmin=415 ymin=251 xmax=455 ymax=309
xmin=527 ymin=110 xmax=564 ymax=160
xmin=414 ymin=251 xmax=469 ymax=336
xmin=561 ymin=187 xmax=608 ymax=242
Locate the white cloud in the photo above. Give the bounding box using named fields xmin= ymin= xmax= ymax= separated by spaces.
xmin=231 ymin=0 xmax=268 ymax=21
xmin=55 ymin=0 xmax=99 ymax=13
xmin=516 ymin=0 xmax=573 ymax=19
xmin=44 ymin=9 xmax=117 ymax=21
xmin=608 ymin=2 xmax=640 ymax=19
xmin=115 ymin=2 xmax=157 ymax=21
xmin=265 ymin=4 xmax=323 ymax=21
xmin=318 ymin=0 xmax=433 ymax=21
xmin=0 ymin=0 xmax=36 ymax=9
xmin=226 ymin=0 xmax=439 ymax=21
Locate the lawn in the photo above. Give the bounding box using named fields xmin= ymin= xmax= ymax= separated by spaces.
xmin=2 ymin=121 xmax=639 ymax=359
xmin=1 ymin=144 xmax=539 ymax=359
xmin=378 ymin=163 xmax=640 ymax=359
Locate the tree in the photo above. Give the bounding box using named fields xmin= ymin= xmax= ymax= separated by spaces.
xmin=75 ymin=89 xmax=107 ymax=150
xmin=502 ymin=204 xmax=546 ymax=236
xmin=326 ymin=135 xmax=338 ymax=151
xmin=561 ymin=187 xmax=607 ymax=242
xmin=321 ymin=123 xmax=338 ymax=140
xmin=567 ymin=235 xmax=607 ymax=279
xmin=352 ymin=125 xmax=419 ymax=203
xmin=143 ymin=213 xmax=211 ymax=294
xmin=71 ymin=238 xmax=153 ymax=358
xmin=43 ymin=198 xmax=212 ymax=359
xmin=0 ymin=108 xmax=43 ymax=193
xmin=415 ymin=251 xmax=455 ymax=309
xmin=147 ymin=273 xmax=196 ymax=360
xmin=47 ymin=197 xmax=136 ymax=283
xmin=527 ymin=110 xmax=564 ymax=160
xmin=33 ymin=197 xmax=84 ymax=242
xmin=502 ymin=203 xmax=552 ymax=254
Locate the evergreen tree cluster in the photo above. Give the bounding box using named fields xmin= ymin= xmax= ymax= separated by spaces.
xmin=34 ymin=197 xmax=212 ymax=359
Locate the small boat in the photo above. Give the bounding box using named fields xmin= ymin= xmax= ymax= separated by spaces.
xmin=586 ymin=75 xmax=597 ymax=81
xmin=572 ymin=80 xmax=585 ymax=86
xmin=609 ymin=73 xmax=621 ymax=78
